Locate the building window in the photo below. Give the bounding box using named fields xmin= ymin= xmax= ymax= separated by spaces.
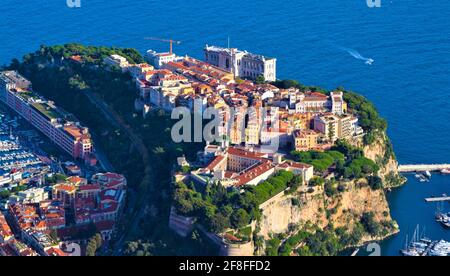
xmin=226 ymin=58 xmax=230 ymax=69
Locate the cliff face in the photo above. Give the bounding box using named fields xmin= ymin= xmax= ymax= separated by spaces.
xmin=362 ymin=133 xmax=406 ymax=188
xmin=257 ymin=133 xmax=402 ymax=253
xmin=259 ymin=192 xmax=327 ymax=238
xmin=259 ymin=182 xmax=396 ymax=241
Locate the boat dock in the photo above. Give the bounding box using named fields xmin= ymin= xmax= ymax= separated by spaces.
xmin=425 ymin=197 xmax=450 ymax=202
xmin=398 ymin=164 xmax=450 ymax=173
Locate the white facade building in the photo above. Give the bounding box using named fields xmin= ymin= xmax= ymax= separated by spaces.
xmin=146 ymin=50 xmax=182 ymax=69
xmin=103 ymin=54 xmax=130 ymax=72
xmin=330 ymin=91 xmax=345 ymax=115
xmin=204 ymin=45 xmax=277 ymax=82
xmin=10 ymin=188 xmax=48 ymax=204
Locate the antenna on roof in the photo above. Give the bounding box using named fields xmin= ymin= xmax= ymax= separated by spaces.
xmin=227 ymin=36 xmax=230 ymax=49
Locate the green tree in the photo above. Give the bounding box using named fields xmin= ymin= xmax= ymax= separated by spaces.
xmin=309 ymin=176 xmax=325 ymax=187
xmin=361 ymin=212 xmax=381 ymax=236
xmin=207 ymin=213 xmax=229 ymax=233
xmin=231 ymin=209 xmax=250 ymax=229
xmin=255 ymin=75 xmax=265 ymax=84
xmin=367 ymin=176 xmax=383 ymax=190
xmin=328 ymin=122 xmax=335 ymax=142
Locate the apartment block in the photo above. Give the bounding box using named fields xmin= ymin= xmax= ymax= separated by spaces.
xmin=0 ymin=71 xmax=93 ymax=160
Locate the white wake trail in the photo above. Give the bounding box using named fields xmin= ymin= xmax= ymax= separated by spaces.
xmin=342 ymin=47 xmax=374 ymax=65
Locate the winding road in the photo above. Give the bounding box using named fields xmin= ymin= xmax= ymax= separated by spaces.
xmin=82 ymin=90 xmax=152 ymax=255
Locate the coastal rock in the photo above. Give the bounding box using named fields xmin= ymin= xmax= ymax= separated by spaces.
xmin=258 ymin=181 xmax=395 ymax=243
xmin=256 ymin=133 xmax=402 ymax=255
xmin=362 ymin=133 xmax=406 ymax=188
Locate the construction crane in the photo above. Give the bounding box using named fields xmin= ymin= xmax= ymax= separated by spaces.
xmin=144 ymin=37 xmax=181 ymax=55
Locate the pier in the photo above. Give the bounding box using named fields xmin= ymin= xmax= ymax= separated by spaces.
xmin=398 ymin=164 xmax=450 ymax=173
xmin=424 ymin=197 xmax=450 ymax=202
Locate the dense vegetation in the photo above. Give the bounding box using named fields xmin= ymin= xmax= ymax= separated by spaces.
xmin=16 ymin=43 xmax=144 ymax=66
xmin=173 ymin=170 xmax=302 ymax=234
xmin=266 ymin=225 xmax=355 ymax=256
xmin=292 ymin=139 xmax=377 ymax=182
xmin=331 ymin=139 xmax=379 ymax=180
xmin=342 ymin=91 xmax=387 ymax=145
xmin=267 ymin=215 xmax=395 ymax=256
xmin=291 ymin=143 xmax=378 ymax=181
xmin=290 ymin=150 xmax=345 ymax=173
xmin=86 ymin=233 xmax=103 ymax=256
xmin=271 ymin=79 xmax=328 ymax=94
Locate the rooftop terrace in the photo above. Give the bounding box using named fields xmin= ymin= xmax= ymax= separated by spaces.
xmin=31 ymin=102 xmax=61 ymax=121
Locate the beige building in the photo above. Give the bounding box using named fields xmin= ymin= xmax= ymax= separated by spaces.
xmin=128 ymin=63 xmax=154 ymax=78
xmin=314 ymin=114 xmax=362 ymax=142
xmin=330 ymin=91 xmax=347 ymax=115
xmin=338 ymin=114 xmax=358 ymax=140
xmin=293 ymin=129 xmax=320 ymax=151
xmin=314 ymin=114 xmax=340 ymax=142
xmin=245 ymin=122 xmax=260 ymax=146
xmin=191 ymin=146 xmax=314 ymax=187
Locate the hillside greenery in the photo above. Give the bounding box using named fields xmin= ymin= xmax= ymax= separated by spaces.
xmin=173 ymin=170 xmax=301 ymax=233
xmin=290 ymin=150 xmax=345 ymax=173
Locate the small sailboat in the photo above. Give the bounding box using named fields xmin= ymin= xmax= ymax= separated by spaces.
xmin=419 ymin=175 xmax=429 ymax=182
xmin=442 ymin=218 xmax=450 ymax=229
xmin=415 ymin=171 xmax=430 ymax=182
xmin=400 ymin=225 xmax=432 ymax=256
xmin=436 ymin=202 xmax=445 ymax=222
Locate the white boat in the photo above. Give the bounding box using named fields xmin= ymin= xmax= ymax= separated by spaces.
xmin=440 ymin=169 xmax=450 ymax=174
xmin=415 ymin=172 xmax=430 ymax=182
xmin=425 ymin=170 xmax=432 ymax=178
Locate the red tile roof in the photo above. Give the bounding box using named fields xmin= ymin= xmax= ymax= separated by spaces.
xmin=79 ymin=184 xmax=101 ymax=191
xmin=205 ymin=155 xmax=225 ymax=171
xmin=236 ymin=161 xmax=274 ymax=186
xmin=226 ymin=147 xmax=266 ymax=160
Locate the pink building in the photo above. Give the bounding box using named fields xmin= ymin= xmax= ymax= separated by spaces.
xmin=0 ymin=71 xmax=93 ymax=160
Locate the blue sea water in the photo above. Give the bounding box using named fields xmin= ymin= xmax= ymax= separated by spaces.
xmin=0 ymin=0 xmax=449 ymax=255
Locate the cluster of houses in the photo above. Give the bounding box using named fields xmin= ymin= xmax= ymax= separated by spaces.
xmin=103 ymin=45 xmax=364 ymax=153
xmin=0 ymin=172 xmax=126 ymax=256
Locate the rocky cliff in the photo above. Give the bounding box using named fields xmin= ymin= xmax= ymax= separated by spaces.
xmin=362 ymin=133 xmax=406 ymax=188
xmin=256 ymin=133 xmax=403 ymax=254
xmin=258 ymin=181 xmax=397 ymax=242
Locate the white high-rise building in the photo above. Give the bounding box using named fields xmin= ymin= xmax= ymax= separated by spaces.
xmin=204 ymin=45 xmax=277 ymax=82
